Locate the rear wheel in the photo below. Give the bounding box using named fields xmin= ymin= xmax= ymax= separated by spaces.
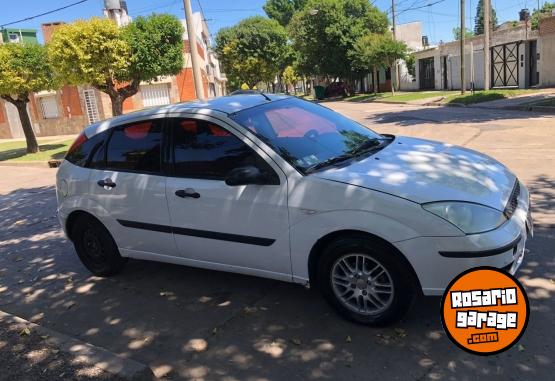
xmin=316 ymin=235 xmax=416 ymax=325
xmin=71 ymin=214 xmax=127 ymax=276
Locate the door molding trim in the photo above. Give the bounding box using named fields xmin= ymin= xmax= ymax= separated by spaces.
xmin=117 ymin=219 xmax=275 ymax=246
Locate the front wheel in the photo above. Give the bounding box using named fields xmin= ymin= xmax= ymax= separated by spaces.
xmin=316 ymin=236 xmax=416 ymax=325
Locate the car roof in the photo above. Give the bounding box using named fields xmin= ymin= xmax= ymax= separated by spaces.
xmin=84 ymin=93 xmax=291 ymax=138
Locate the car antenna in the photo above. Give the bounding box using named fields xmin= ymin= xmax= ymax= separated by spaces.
xmin=229 ymin=89 xmax=271 ymax=101
xmin=258 ymin=91 xmax=271 ymax=102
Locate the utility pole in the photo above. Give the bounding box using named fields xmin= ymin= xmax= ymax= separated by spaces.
xmin=391 ymin=0 xmax=400 ymax=92
xmin=183 ymin=0 xmax=205 ymax=101
xmin=460 ymin=0 xmax=466 ymax=94
xmin=484 ymin=0 xmax=490 ymax=90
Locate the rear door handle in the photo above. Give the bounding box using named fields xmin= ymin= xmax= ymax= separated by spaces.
xmin=175 ymin=188 xmax=200 ymax=199
xmin=97 ymin=179 xmax=116 ymax=188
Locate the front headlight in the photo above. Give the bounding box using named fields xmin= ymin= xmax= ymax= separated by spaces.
xmin=422 ymin=202 xmax=507 ymax=234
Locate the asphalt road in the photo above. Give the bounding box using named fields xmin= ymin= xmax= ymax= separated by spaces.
xmin=0 ymin=102 xmax=553 ymax=381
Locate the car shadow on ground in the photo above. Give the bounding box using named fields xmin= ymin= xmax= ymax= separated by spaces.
xmin=0 ymin=180 xmax=553 ymax=380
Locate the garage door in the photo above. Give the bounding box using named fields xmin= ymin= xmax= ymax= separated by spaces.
xmin=141 ymin=83 xmax=171 ymax=107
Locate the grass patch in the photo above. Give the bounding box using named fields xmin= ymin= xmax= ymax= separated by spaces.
xmin=344 ymin=91 xmax=457 ymax=103
xmin=298 ymin=93 xmax=314 ymax=101
xmin=0 ymin=139 xmax=74 ymax=162
xmin=445 ymin=89 xmax=538 ymax=105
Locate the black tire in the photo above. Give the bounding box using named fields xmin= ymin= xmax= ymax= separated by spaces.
xmin=71 ymin=214 xmax=127 ymax=277
xmin=316 ymin=235 xmax=416 ymax=326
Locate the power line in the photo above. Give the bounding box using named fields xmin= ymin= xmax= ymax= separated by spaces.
xmin=397 ymin=0 xmax=448 ymax=16
xmin=0 ymin=0 xmax=89 ymax=28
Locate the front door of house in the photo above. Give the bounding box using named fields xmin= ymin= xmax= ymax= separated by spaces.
xmin=419 ymin=57 xmax=435 ymax=90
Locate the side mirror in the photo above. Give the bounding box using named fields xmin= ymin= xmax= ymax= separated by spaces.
xmin=225 ymin=166 xmax=267 ymax=186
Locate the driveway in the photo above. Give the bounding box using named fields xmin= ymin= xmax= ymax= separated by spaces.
xmin=0 ymin=103 xmax=553 ymax=381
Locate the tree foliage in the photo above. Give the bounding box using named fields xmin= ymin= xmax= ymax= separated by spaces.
xmin=0 ymin=43 xmax=55 ymax=153
xmin=263 ymin=0 xmax=308 ymax=26
xmin=453 ymin=27 xmax=475 ymax=40
xmin=372 ymin=33 xmax=407 ymax=95
xmin=49 ymin=15 xmax=183 ymax=116
xmin=215 ymin=16 xmax=289 ymax=89
xmin=350 ymin=33 xmax=382 ymax=74
xmin=474 ymin=0 xmax=498 ymax=35
xmin=531 ymin=2 xmax=555 ymax=30
xmin=350 ymin=32 xmax=407 ymax=95
xmin=288 ymin=0 xmax=388 ymax=79
xmin=405 ymin=52 xmax=416 ymax=77
xmin=122 ymin=14 xmax=184 ymax=84
xmin=282 ymin=65 xmax=301 ymax=93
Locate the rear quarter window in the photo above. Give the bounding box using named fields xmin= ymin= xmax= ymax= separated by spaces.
xmin=65 ymin=131 xmax=106 ymax=168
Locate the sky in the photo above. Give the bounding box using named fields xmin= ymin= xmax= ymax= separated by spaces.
xmin=0 ymin=0 xmax=548 ymax=45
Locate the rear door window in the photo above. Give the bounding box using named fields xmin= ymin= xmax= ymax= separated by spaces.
xmin=105 ymin=120 xmax=163 ymax=174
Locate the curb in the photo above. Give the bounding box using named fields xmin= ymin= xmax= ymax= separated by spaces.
xmin=0 ymin=161 xmax=52 ymax=168
xmin=0 ymin=310 xmax=156 ymax=381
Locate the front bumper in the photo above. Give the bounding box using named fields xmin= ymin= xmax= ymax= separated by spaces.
xmin=395 ymin=182 xmax=532 ymax=296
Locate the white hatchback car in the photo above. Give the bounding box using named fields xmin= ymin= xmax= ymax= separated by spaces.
xmin=56 ymin=94 xmax=533 ymax=325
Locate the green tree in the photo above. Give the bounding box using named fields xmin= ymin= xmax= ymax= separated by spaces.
xmin=49 ymin=15 xmax=183 ymax=116
xmin=282 ymin=65 xmax=301 ymax=94
xmin=453 ymin=27 xmax=475 ymax=40
xmin=215 ymin=16 xmax=289 ymax=89
xmin=350 ymin=33 xmax=382 ymax=94
xmin=531 ymin=2 xmax=555 ymax=30
xmin=373 ymin=33 xmax=407 ymax=96
xmin=0 ymin=43 xmax=55 ymax=153
xmin=405 ymin=52 xmax=416 ymax=77
xmin=288 ymin=0 xmax=388 ymax=88
xmin=474 ymin=0 xmax=498 ymax=35
xmin=263 ymin=0 xmax=308 ymax=26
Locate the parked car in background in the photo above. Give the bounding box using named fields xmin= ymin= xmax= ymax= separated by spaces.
xmin=324 ymin=82 xmax=346 ymax=98
xmin=56 ymin=94 xmax=532 ymax=325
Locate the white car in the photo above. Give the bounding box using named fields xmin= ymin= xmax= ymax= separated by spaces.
xmin=56 ymin=94 xmax=533 ymax=325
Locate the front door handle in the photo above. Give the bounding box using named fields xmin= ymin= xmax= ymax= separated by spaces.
xmin=97 ymin=179 xmax=116 ymax=188
xmin=175 ymin=188 xmax=200 ymax=199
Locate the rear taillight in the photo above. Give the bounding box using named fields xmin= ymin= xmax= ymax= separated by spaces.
xmin=66 ymin=132 xmax=88 ymax=158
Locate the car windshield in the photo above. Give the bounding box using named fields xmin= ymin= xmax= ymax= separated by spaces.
xmin=230 ymin=98 xmax=388 ymax=174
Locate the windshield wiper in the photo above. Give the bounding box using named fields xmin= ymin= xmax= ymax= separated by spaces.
xmin=304 ymin=154 xmax=354 ymax=174
xmin=350 ymin=137 xmax=391 ymax=156
xmin=304 ymin=137 xmax=393 ymax=174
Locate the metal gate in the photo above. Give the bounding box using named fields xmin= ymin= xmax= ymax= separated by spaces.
xmin=419 ymin=57 xmax=435 ymax=90
xmin=492 ymin=43 xmax=519 ymax=88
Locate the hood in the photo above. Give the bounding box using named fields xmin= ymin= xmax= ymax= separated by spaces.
xmin=314 ymin=136 xmax=516 ymax=211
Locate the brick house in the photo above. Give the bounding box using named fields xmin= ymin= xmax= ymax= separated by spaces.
xmin=0 ymin=10 xmax=227 ymax=139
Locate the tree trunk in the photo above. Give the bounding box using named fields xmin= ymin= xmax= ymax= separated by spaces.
xmin=373 ymin=67 xmax=378 ymax=95
xmin=100 ymin=80 xmax=139 ymax=117
xmin=110 ymin=94 xmax=124 ymax=116
xmin=14 ymin=99 xmax=39 ymax=154
xmin=390 ymin=65 xmax=396 ymax=97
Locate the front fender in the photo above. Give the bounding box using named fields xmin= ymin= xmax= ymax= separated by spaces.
xmin=289 ymin=209 xmax=420 ymax=283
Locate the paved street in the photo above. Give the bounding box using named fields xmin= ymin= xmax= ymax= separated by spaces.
xmin=0 ymin=102 xmax=553 ymax=381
